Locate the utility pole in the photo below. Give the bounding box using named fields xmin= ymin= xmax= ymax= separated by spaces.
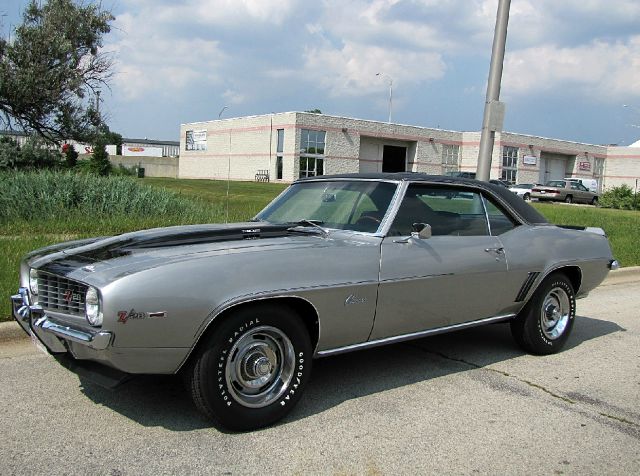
xmin=476 ymin=0 xmax=510 ymax=182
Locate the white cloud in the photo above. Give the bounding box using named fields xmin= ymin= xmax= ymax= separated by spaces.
xmin=120 ymin=0 xmax=300 ymax=27
xmin=108 ymin=13 xmax=227 ymax=99
xmin=222 ymin=89 xmax=246 ymax=105
xmin=304 ymin=42 xmax=446 ymax=96
xmin=503 ymin=36 xmax=640 ymax=99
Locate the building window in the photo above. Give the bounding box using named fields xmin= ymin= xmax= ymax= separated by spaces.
xmin=185 ymin=130 xmax=207 ymax=151
xmin=276 ymin=129 xmax=284 ymax=153
xmin=299 ymin=157 xmax=323 ymax=178
xmin=300 ymin=129 xmax=325 ymax=154
xmin=501 ymin=146 xmax=518 ymax=183
xmin=441 ymin=144 xmax=460 ymax=175
xmin=276 ymin=129 xmax=284 ymax=180
xmin=299 ymin=129 xmax=326 ymax=178
xmin=593 ymin=158 xmax=604 ymax=178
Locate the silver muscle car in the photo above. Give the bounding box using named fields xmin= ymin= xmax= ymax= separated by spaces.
xmin=12 ymin=173 xmax=618 ymax=431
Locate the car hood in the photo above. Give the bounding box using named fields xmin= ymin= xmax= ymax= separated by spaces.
xmin=29 ymin=222 xmax=329 ymax=286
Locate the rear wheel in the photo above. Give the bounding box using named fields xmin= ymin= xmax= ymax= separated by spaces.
xmin=185 ymin=304 xmax=312 ymax=431
xmin=523 ymin=192 xmax=531 ymax=201
xmin=510 ymin=273 xmax=576 ymax=355
xmin=564 ymin=195 xmax=573 ymax=204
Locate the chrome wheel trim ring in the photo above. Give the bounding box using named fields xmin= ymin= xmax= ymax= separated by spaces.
xmin=225 ymin=325 xmax=295 ymax=408
xmin=540 ymin=286 xmax=571 ymax=340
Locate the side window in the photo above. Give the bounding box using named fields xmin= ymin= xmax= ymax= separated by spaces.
xmin=483 ymin=196 xmax=517 ymax=235
xmin=389 ymin=185 xmax=489 ymax=236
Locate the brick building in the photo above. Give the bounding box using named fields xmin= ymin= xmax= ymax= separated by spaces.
xmin=180 ymin=112 xmax=640 ymax=192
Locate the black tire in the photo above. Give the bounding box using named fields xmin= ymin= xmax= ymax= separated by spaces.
xmin=523 ymin=193 xmax=531 ymax=201
xmin=591 ymin=196 xmax=598 ymax=206
xmin=185 ymin=303 xmax=312 ymax=431
xmin=564 ymin=195 xmax=573 ymax=204
xmin=510 ymin=273 xmax=576 ymax=355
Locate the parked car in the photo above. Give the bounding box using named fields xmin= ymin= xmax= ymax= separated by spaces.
xmin=564 ymin=178 xmax=598 ymax=193
xmin=489 ymin=179 xmax=511 ymax=188
xmin=531 ymin=180 xmax=599 ymax=204
xmin=510 ymin=183 xmax=536 ymax=200
xmin=12 ymin=173 xmax=616 ymax=431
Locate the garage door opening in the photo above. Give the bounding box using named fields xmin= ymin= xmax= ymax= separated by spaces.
xmin=383 ymin=145 xmax=407 ymax=173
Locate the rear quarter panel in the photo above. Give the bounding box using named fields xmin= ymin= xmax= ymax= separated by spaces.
xmin=497 ymin=224 xmax=613 ymax=314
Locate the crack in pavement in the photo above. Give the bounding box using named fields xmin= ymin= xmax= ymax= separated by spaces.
xmin=408 ymin=344 xmax=640 ymax=429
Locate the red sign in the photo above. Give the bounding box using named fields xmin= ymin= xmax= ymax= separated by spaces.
xmin=579 ymin=161 xmax=591 ymax=171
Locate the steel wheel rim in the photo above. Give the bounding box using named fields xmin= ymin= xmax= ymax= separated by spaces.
xmin=225 ymin=325 xmax=295 ymax=408
xmin=540 ymin=286 xmax=570 ymax=340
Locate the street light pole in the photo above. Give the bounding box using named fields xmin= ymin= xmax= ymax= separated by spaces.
xmin=476 ymin=0 xmax=511 ymax=182
xmin=219 ymin=105 xmax=229 ymax=119
xmin=376 ymin=73 xmax=393 ymax=123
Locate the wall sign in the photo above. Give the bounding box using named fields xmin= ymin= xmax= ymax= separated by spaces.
xmin=523 ymin=155 xmax=537 ymax=165
xmin=579 ymin=161 xmax=591 ymax=171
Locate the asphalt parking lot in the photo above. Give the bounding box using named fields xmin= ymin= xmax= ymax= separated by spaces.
xmin=1 ymin=271 xmax=638 ymax=475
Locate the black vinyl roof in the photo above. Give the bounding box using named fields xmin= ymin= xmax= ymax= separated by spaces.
xmin=298 ymin=173 xmax=549 ymax=225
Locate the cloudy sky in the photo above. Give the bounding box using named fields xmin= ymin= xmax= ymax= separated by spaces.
xmin=3 ymin=0 xmax=640 ymax=144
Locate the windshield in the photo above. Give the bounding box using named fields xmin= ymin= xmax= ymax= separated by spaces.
xmin=255 ymin=180 xmax=398 ymax=233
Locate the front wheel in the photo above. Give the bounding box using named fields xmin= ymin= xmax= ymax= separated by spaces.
xmin=564 ymin=195 xmax=573 ymax=204
xmin=591 ymin=196 xmax=598 ymax=206
xmin=185 ymin=304 xmax=312 ymax=431
xmin=510 ymin=273 xmax=576 ymax=355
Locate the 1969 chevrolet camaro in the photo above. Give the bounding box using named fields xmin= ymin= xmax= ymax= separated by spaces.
xmin=12 ymin=173 xmax=618 ymax=430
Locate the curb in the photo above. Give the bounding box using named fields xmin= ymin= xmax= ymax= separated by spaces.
xmin=1 ymin=266 xmax=639 ymax=344
xmin=0 ymin=320 xmax=29 ymax=343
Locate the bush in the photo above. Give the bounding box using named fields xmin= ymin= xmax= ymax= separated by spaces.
xmin=0 ymin=136 xmax=63 ymax=170
xmin=62 ymin=143 xmax=78 ymax=168
xmin=110 ymin=163 xmax=137 ymax=176
xmin=0 ymin=170 xmax=210 ymax=221
xmin=599 ymin=185 xmax=640 ymax=210
xmin=0 ymin=137 xmax=20 ymax=168
xmin=89 ymin=136 xmax=111 ymax=176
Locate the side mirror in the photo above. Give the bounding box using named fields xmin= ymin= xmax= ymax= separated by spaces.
xmin=411 ymin=223 xmax=432 ymax=239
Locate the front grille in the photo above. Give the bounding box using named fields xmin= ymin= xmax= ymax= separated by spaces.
xmin=37 ymin=272 xmax=88 ymax=316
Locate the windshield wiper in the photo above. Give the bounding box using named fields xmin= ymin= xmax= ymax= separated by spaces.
xmin=286 ymin=220 xmax=330 ymax=238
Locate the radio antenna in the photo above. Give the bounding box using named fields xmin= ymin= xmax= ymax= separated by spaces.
xmin=226 ymin=127 xmax=231 ymax=223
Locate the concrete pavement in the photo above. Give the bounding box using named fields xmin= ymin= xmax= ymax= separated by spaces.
xmin=1 ymin=268 xmax=639 ymax=474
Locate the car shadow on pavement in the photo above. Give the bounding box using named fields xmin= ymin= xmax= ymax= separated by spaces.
xmin=74 ymin=314 xmax=623 ymax=432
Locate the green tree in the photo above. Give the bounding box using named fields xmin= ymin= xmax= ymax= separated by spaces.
xmin=89 ymin=136 xmax=111 ymax=176
xmin=0 ymin=0 xmax=114 ymax=145
xmin=62 ymin=143 xmax=78 ymax=168
xmin=305 ymin=109 xmax=323 ymax=114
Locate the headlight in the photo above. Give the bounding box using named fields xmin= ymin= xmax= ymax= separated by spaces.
xmin=85 ymin=286 xmax=103 ymax=326
xmin=29 ymin=269 xmax=38 ymax=295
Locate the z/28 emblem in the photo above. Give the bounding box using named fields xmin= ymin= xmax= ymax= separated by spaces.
xmin=117 ymin=309 xmax=167 ymax=324
xmin=63 ymin=289 xmax=81 ymax=303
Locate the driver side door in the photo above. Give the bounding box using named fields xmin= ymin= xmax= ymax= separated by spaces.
xmin=371 ymin=184 xmax=511 ymax=340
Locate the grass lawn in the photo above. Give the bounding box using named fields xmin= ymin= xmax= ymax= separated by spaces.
xmin=1 ymin=177 xmax=637 ymax=322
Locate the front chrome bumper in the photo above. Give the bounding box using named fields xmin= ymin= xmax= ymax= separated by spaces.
xmin=11 ymin=287 xmax=112 ymax=352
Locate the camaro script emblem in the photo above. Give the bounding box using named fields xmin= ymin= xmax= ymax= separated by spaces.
xmin=118 ymin=309 xmax=167 ymax=324
xmin=345 ymin=294 xmax=367 ymax=306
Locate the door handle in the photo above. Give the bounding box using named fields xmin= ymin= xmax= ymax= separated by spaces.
xmin=485 ymin=247 xmax=504 ymax=254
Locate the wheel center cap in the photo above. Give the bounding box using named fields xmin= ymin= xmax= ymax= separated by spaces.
xmin=253 ymin=356 xmax=272 ymax=377
xmin=544 ymin=303 xmax=558 ymax=319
